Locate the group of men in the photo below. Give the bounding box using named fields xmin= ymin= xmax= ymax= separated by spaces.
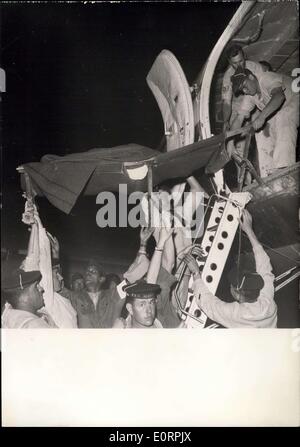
xmin=3 ymin=43 xmax=290 ymax=329
xmin=223 ymin=44 xmax=299 ymax=179
xmin=2 ymin=203 xmax=277 ymax=329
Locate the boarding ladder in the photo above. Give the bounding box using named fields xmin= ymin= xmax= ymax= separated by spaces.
xmin=175 ymin=191 xmax=252 ymax=328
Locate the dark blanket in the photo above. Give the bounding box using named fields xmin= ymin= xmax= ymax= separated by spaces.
xmin=21 ymin=135 xmax=228 ymax=214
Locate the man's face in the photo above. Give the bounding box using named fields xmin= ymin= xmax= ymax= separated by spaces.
xmin=72 ymin=278 xmax=85 ymax=292
xmin=241 ymin=77 xmax=258 ymax=96
xmin=229 ymin=52 xmax=245 ymax=71
xmin=30 ymin=281 xmax=45 ymax=310
xmin=85 ymin=265 xmax=105 ymax=289
xmin=53 ymin=266 xmax=64 ymax=292
xmin=127 ymin=297 xmax=156 ymax=328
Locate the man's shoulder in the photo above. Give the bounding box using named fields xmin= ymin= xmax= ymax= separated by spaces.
xmin=245 ymin=60 xmax=263 ymax=74
xmin=2 ymin=306 xmax=51 ymax=328
xmin=259 ymin=71 xmax=285 ymax=88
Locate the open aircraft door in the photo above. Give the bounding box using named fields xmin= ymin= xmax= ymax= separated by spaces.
xmin=146 ymin=49 xmax=194 ymax=151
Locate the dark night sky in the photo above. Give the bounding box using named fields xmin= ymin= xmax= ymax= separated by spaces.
xmin=1 ymin=2 xmax=240 ymax=267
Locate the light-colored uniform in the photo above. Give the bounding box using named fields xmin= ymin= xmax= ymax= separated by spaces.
xmin=222 ymin=61 xmax=264 ymax=165
xmin=1 ymin=303 xmax=57 ymax=328
xmin=239 ymin=71 xmax=299 ymax=175
xmin=113 ymin=314 xmax=163 ymax=328
xmin=196 ymin=244 xmax=277 ymax=328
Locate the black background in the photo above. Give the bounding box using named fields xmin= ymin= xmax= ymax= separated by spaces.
xmin=1 ymin=1 xmax=239 ymax=266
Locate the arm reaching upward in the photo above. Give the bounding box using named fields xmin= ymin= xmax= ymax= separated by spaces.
xmin=123 ymin=226 xmax=154 ymax=284
xmin=147 ymin=227 xmax=174 ymax=284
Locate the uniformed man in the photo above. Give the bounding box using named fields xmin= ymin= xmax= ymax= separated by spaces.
xmin=229 ymin=66 xmax=299 ymax=176
xmin=1 ymin=269 xmax=57 ymax=328
xmin=188 ymin=210 xmax=277 ymax=328
xmin=113 ymin=282 xmax=163 ymax=328
xmin=222 ymin=44 xmax=264 ymax=130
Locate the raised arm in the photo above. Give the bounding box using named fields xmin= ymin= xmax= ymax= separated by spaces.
xmin=123 ymin=227 xmax=153 ymax=284
xmin=240 ymin=209 xmax=274 ymax=287
xmin=146 ymin=227 xmax=174 ymax=284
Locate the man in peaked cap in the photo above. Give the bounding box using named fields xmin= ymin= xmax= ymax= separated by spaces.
xmin=1 ymin=269 xmax=56 ymax=328
xmin=113 ymin=282 xmax=163 ymax=328
xmin=187 ymin=209 xmax=277 ymax=328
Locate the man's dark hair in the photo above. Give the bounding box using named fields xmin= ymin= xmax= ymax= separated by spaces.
xmin=229 ymin=264 xmax=264 ymax=302
xmin=231 ymin=67 xmax=254 ymax=96
xmin=226 ymin=44 xmax=244 ymax=60
xmin=240 ymin=288 xmax=260 ymax=303
xmin=86 ymin=258 xmax=105 ymax=277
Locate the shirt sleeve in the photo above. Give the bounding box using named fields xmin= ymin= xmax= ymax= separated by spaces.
xmin=245 ymin=60 xmax=264 ymax=77
xmin=260 ymin=72 xmax=285 ymax=96
xmin=252 ymin=244 xmax=275 ymax=303
xmin=197 ymin=279 xmax=241 ymax=328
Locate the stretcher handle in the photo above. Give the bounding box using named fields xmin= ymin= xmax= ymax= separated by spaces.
xmin=225 ymin=124 xmax=254 ymax=140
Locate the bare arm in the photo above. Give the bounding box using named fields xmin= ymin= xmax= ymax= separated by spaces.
xmin=252 ymin=88 xmax=285 ymax=131
xmin=226 ymin=112 xmax=247 ymax=158
xmin=123 ymin=227 xmax=153 ymax=284
xmin=240 ymin=210 xmax=274 ymax=281
xmin=162 ymin=233 xmax=175 ymax=273
xmin=147 ymin=227 xmax=174 ymax=284
xmin=223 ymin=100 xmax=232 ymax=128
